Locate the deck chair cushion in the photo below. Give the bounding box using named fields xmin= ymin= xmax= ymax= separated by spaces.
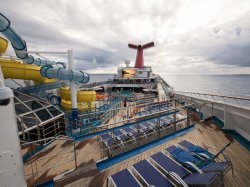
xmin=179 ymin=140 xmax=214 ymax=158
xmin=183 ymin=172 xmax=218 ymax=185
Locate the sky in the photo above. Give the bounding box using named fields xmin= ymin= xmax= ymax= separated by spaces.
xmin=0 ymin=0 xmax=250 ymax=74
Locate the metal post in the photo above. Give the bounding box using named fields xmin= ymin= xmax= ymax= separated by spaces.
xmin=68 ymin=49 xmax=78 ymax=126
xmin=73 ymin=140 xmax=78 ymax=168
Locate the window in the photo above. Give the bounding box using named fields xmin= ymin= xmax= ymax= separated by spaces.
xmin=15 ymin=103 xmax=30 ymax=115
xmin=35 ymin=109 xmax=52 ymax=122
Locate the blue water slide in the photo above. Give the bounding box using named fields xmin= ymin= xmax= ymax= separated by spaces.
xmin=0 ymin=13 xmax=89 ymax=84
xmin=18 ymin=83 xmax=61 ymax=106
xmin=18 ymin=81 xmax=63 ymax=93
xmin=38 ymin=91 xmax=60 ymax=106
xmin=40 ymin=65 xmax=89 ymax=83
xmin=0 ymin=13 xmax=60 ymax=67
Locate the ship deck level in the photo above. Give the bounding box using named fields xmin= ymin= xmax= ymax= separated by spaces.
xmin=24 ymin=121 xmax=250 ymax=187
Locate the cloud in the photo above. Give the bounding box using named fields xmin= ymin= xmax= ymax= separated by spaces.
xmin=0 ymin=0 xmax=250 ymax=74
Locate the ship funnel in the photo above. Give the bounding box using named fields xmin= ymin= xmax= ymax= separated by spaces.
xmin=128 ymin=41 xmax=154 ymax=68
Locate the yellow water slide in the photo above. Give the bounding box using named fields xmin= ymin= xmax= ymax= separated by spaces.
xmin=0 ymin=37 xmax=96 ymax=110
xmin=0 ymin=37 xmax=55 ymax=83
xmin=0 ymin=36 xmax=8 ymax=53
xmin=59 ymin=87 xmax=96 ymax=110
xmin=0 ymin=59 xmax=56 ymax=84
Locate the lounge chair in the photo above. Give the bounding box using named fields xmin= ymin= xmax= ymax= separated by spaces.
xmin=161 ymin=115 xmax=173 ymax=122
xmin=104 ymin=138 xmax=115 ymax=147
xmin=131 ymin=159 xmax=175 ymax=187
xmin=113 ymin=130 xmax=128 ymax=141
xmin=178 ymin=140 xmax=233 ymax=174
xmin=138 ymin=124 xmax=148 ymax=131
xmin=166 ymin=145 xmax=232 ymax=175
xmin=108 ymin=168 xmax=142 ymax=187
xmin=149 ymin=151 xmax=222 ymax=187
xmin=122 ymin=127 xmax=137 ymax=137
xmin=178 ymin=140 xmax=230 ymax=160
xmin=142 ymin=122 xmax=157 ymax=130
xmin=99 ymin=132 xmax=112 ymax=141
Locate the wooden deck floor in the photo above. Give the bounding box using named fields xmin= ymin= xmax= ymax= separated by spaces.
xmin=24 ymin=137 xmax=102 ymax=186
xmin=64 ymin=122 xmax=250 ymax=187
xmin=24 ymin=121 xmax=250 ymax=187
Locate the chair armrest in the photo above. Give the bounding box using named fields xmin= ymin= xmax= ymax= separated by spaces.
xmin=207 ymin=146 xmax=232 ymax=163
xmin=169 ymin=172 xmax=189 ymax=187
xmin=184 ymin=162 xmax=203 ymax=173
xmin=197 ymin=153 xmax=211 ymax=159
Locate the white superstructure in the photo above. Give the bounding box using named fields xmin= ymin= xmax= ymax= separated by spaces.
xmin=0 ymin=66 xmax=27 ymax=187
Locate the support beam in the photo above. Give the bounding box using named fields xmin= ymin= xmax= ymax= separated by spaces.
xmin=68 ymin=49 xmax=78 ymax=125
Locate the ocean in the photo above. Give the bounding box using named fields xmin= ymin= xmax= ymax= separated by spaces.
xmin=88 ymin=74 xmax=250 ymax=98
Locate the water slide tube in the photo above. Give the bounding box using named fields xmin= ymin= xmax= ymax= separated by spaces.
xmin=61 ymin=100 xmax=95 ymax=111
xmin=59 ymin=86 xmax=96 ymax=110
xmin=0 ymin=58 xmax=56 ymax=84
xmin=0 ymin=57 xmax=96 ymax=108
xmin=38 ymin=91 xmax=60 ymax=106
xmin=59 ymin=87 xmax=96 ymax=102
xmin=0 ymin=56 xmax=96 ymax=109
xmin=0 ymin=13 xmax=89 ymax=84
xmin=0 ymin=14 xmax=59 ymax=67
xmin=0 ymin=36 xmax=8 ymax=53
xmin=0 ymin=37 xmax=96 ymax=109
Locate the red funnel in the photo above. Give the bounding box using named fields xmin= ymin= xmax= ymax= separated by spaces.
xmin=128 ymin=42 xmax=154 ymax=68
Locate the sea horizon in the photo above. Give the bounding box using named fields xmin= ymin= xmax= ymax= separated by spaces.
xmin=88 ymin=74 xmax=250 ymax=98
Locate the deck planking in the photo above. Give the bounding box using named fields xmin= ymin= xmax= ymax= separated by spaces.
xmin=64 ymin=122 xmax=250 ymax=187
xmin=24 ymin=121 xmax=250 ymax=187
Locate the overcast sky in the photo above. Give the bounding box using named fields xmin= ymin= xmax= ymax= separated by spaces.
xmin=1 ymin=0 xmax=250 ymax=74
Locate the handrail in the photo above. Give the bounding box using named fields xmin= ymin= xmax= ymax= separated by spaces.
xmin=99 ymin=103 xmax=192 ymax=129
xmin=73 ymin=103 xmax=191 ymax=136
xmin=173 ymin=91 xmax=250 ymax=101
xmin=21 ymin=135 xmax=73 ymax=146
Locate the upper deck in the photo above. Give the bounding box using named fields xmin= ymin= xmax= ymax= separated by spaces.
xmin=23 ymin=119 xmax=250 ymax=187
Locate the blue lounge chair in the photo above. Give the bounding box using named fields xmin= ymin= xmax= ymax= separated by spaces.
xmin=160 ymin=120 xmax=172 ymax=128
xmin=108 ymin=168 xmax=142 ymax=187
xmin=142 ymin=122 xmax=157 ymax=130
xmin=161 ymin=115 xmax=173 ymax=122
xmin=131 ymin=159 xmax=175 ymax=187
xmin=149 ymin=152 xmax=222 ymax=187
xmin=178 ymin=140 xmax=214 ymax=159
xmin=105 ymin=138 xmax=115 ymax=147
xmin=113 ymin=130 xmax=128 ymax=141
xmin=138 ymin=124 xmax=148 ymax=132
xmin=178 ymin=140 xmax=233 ymax=174
xmin=166 ymin=145 xmax=232 ymax=174
xmin=140 ymin=123 xmax=155 ymax=133
xmin=122 ymin=127 xmax=137 ymax=137
xmin=166 ymin=146 xmax=210 ymax=168
xmin=100 ymin=132 xmax=112 ymax=141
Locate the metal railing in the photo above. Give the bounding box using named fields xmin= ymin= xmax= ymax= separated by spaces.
xmin=66 ymin=99 xmax=183 ymax=138
xmin=22 ymin=136 xmax=77 ymax=185
xmin=19 ymin=116 xmax=65 ymax=143
xmin=173 ymin=91 xmax=250 ymax=110
xmin=100 ymin=118 xmax=188 ymax=158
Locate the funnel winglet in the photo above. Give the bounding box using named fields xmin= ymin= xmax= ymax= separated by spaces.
xmin=128 ymin=41 xmax=154 ymax=68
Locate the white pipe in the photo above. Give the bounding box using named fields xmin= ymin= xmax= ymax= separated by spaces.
xmin=68 ymin=49 xmax=77 ymax=110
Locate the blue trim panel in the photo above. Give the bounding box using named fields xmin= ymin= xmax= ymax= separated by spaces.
xmin=212 ymin=116 xmax=250 ymax=151
xmin=35 ymin=180 xmax=54 ymax=187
